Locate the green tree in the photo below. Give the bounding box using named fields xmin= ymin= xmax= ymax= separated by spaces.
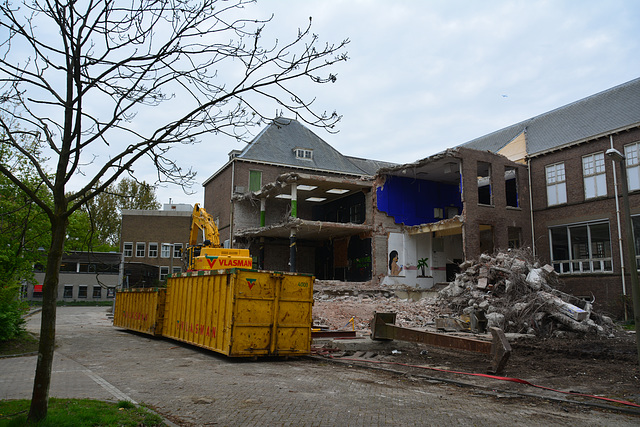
xmin=0 ymin=130 xmax=50 ymax=340
xmin=0 ymin=0 xmax=347 ymax=421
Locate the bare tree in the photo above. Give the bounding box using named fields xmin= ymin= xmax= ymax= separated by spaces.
xmin=0 ymin=0 xmax=348 ymax=421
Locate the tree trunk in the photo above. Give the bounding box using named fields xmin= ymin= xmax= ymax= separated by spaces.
xmin=27 ymin=218 xmax=67 ymax=422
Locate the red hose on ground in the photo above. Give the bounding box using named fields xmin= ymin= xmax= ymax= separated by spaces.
xmin=332 ymin=356 xmax=640 ymax=409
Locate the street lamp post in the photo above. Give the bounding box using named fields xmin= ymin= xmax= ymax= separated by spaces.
xmin=606 ymin=148 xmax=640 ymax=367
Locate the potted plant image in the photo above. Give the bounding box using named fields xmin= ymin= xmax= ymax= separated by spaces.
xmin=417 ymin=257 xmax=429 ymax=277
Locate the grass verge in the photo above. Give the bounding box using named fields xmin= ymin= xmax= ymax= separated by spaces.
xmin=0 ymin=332 xmax=39 ymax=357
xmin=0 ymin=399 xmax=165 ymax=426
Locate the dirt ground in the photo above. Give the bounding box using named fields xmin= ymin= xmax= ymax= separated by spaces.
xmin=312 ymin=289 xmax=640 ymax=406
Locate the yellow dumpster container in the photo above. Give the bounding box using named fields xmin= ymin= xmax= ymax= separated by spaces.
xmin=113 ymin=287 xmax=166 ymax=336
xmin=163 ymin=269 xmax=314 ymax=357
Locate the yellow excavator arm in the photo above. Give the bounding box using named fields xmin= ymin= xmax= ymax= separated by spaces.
xmin=189 ymin=203 xmax=220 ymax=247
xmin=185 ymin=203 xmax=252 ymax=271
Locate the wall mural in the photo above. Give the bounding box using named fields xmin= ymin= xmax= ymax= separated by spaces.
xmin=387 ymin=232 xmax=406 ymax=277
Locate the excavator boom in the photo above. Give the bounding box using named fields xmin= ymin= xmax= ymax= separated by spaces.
xmin=185 ymin=203 xmax=252 ymax=271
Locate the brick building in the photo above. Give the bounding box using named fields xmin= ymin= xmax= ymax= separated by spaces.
xmin=202 ymin=118 xmax=394 ymax=280
xmin=120 ymin=203 xmax=193 ymax=286
xmin=27 ymin=251 xmax=121 ymax=302
xmin=373 ymin=147 xmax=531 ymax=289
xmin=461 ymin=77 xmax=640 ymax=315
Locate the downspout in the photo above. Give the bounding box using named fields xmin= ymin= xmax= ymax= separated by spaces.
xmin=527 ymin=158 xmax=536 ymax=257
xmin=610 ymin=135 xmax=628 ymax=317
xmin=229 ymin=161 xmax=235 ymax=248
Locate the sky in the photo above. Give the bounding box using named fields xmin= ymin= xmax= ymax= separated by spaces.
xmin=128 ymin=1 xmax=640 ymax=206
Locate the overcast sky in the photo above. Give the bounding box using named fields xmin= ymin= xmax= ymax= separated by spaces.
xmin=150 ymin=0 xmax=640 ymax=206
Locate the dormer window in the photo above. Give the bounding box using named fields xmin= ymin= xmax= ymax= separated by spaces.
xmin=294 ymin=148 xmax=313 ymax=160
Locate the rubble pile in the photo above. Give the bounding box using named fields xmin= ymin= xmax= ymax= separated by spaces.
xmin=313 ymin=292 xmax=446 ymax=332
xmin=437 ymin=249 xmax=619 ymax=338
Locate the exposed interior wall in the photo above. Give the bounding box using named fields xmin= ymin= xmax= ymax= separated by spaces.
xmin=376 ymin=175 xmax=462 ymax=226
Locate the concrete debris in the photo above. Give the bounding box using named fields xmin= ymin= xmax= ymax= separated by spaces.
xmin=436 ymin=249 xmax=618 ymax=338
xmin=312 ymin=249 xmax=619 ymax=339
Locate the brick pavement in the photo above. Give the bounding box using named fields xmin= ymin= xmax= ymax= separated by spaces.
xmin=0 ymin=307 xmax=638 ymax=426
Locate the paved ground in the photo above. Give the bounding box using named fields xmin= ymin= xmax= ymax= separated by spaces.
xmin=1 ymin=306 xmax=639 ymax=426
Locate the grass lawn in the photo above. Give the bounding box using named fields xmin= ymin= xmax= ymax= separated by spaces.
xmin=0 ymin=399 xmax=165 ymax=426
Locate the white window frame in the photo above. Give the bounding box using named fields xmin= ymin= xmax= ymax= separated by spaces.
xmin=161 ymin=243 xmax=172 ymax=258
xmin=160 ymin=266 xmax=169 ymax=281
xmin=582 ymin=152 xmax=606 ymax=199
xmin=625 ymin=142 xmax=640 ymax=192
xmin=172 ymin=266 xmax=182 ymax=275
xmin=148 ymin=242 xmax=158 ymax=258
xmin=294 ymin=148 xmax=313 ymax=160
xmin=546 ymin=162 xmax=567 ymax=206
xmin=135 ymin=242 xmax=146 ymax=257
xmin=173 ymin=243 xmax=182 ymax=258
xmin=123 ymin=242 xmax=133 ymax=257
xmin=549 ymin=220 xmax=612 ymax=274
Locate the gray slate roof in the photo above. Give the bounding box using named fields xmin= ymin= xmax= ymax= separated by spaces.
xmin=460 ymin=77 xmax=640 ymax=157
xmin=237 ymin=118 xmax=393 ymax=175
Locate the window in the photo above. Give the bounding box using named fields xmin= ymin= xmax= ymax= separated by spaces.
xmin=477 ymin=162 xmax=492 ymax=205
xmin=632 ymin=215 xmax=640 ymax=269
xmin=582 ymin=152 xmax=606 ymax=199
xmin=505 ymin=167 xmax=519 ymax=207
xmin=549 ymin=221 xmax=612 ymax=274
xmin=92 ymin=286 xmax=102 ymax=299
xmin=124 ymin=242 xmax=133 ymax=257
xmin=625 ymin=142 xmax=640 ymax=191
xmin=78 ymin=286 xmax=87 ymax=298
xmin=161 ymin=243 xmax=172 ymax=258
xmin=173 ymin=243 xmax=182 ymax=258
xmin=172 ymin=266 xmax=182 ymax=275
xmin=160 ymin=266 xmax=169 ymax=281
xmin=294 ymin=148 xmax=313 ymax=160
xmin=136 ymin=242 xmax=145 ymax=257
xmin=63 ymin=285 xmax=73 ymax=299
xmin=508 ymin=227 xmax=521 ymax=249
xmin=148 ymin=242 xmax=158 ymax=258
xmin=107 ymin=287 xmax=116 ymax=298
xmin=546 ymin=162 xmax=567 ymax=206
xmin=249 ymin=170 xmax=262 ymax=192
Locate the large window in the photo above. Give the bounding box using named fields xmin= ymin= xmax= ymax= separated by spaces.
xmin=549 ymin=221 xmax=612 ymax=274
xmin=546 ymin=162 xmax=567 ymax=206
xmin=160 ymin=266 xmax=169 ymax=281
xmin=78 ymin=286 xmax=88 ymax=298
xmin=93 ymin=286 xmax=102 ymax=299
xmin=625 ymin=142 xmax=640 ymax=191
xmin=123 ymin=242 xmax=133 ymax=257
xmin=136 ymin=242 xmax=145 ymax=257
xmin=632 ymin=215 xmax=640 ymax=269
xmin=582 ymin=152 xmax=606 ymax=199
xmin=249 ymin=170 xmax=262 ymax=192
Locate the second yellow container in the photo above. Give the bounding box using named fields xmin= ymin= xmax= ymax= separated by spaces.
xmin=162 ymin=269 xmax=314 ymax=357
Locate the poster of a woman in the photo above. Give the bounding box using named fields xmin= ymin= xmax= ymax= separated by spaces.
xmin=388 ymin=250 xmax=402 ymax=276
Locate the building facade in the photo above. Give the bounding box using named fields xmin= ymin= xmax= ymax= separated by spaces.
xmin=120 ymin=203 xmax=193 ymax=286
xmin=461 ymin=77 xmax=640 ymax=316
xmin=27 ymin=251 xmax=121 ymax=302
